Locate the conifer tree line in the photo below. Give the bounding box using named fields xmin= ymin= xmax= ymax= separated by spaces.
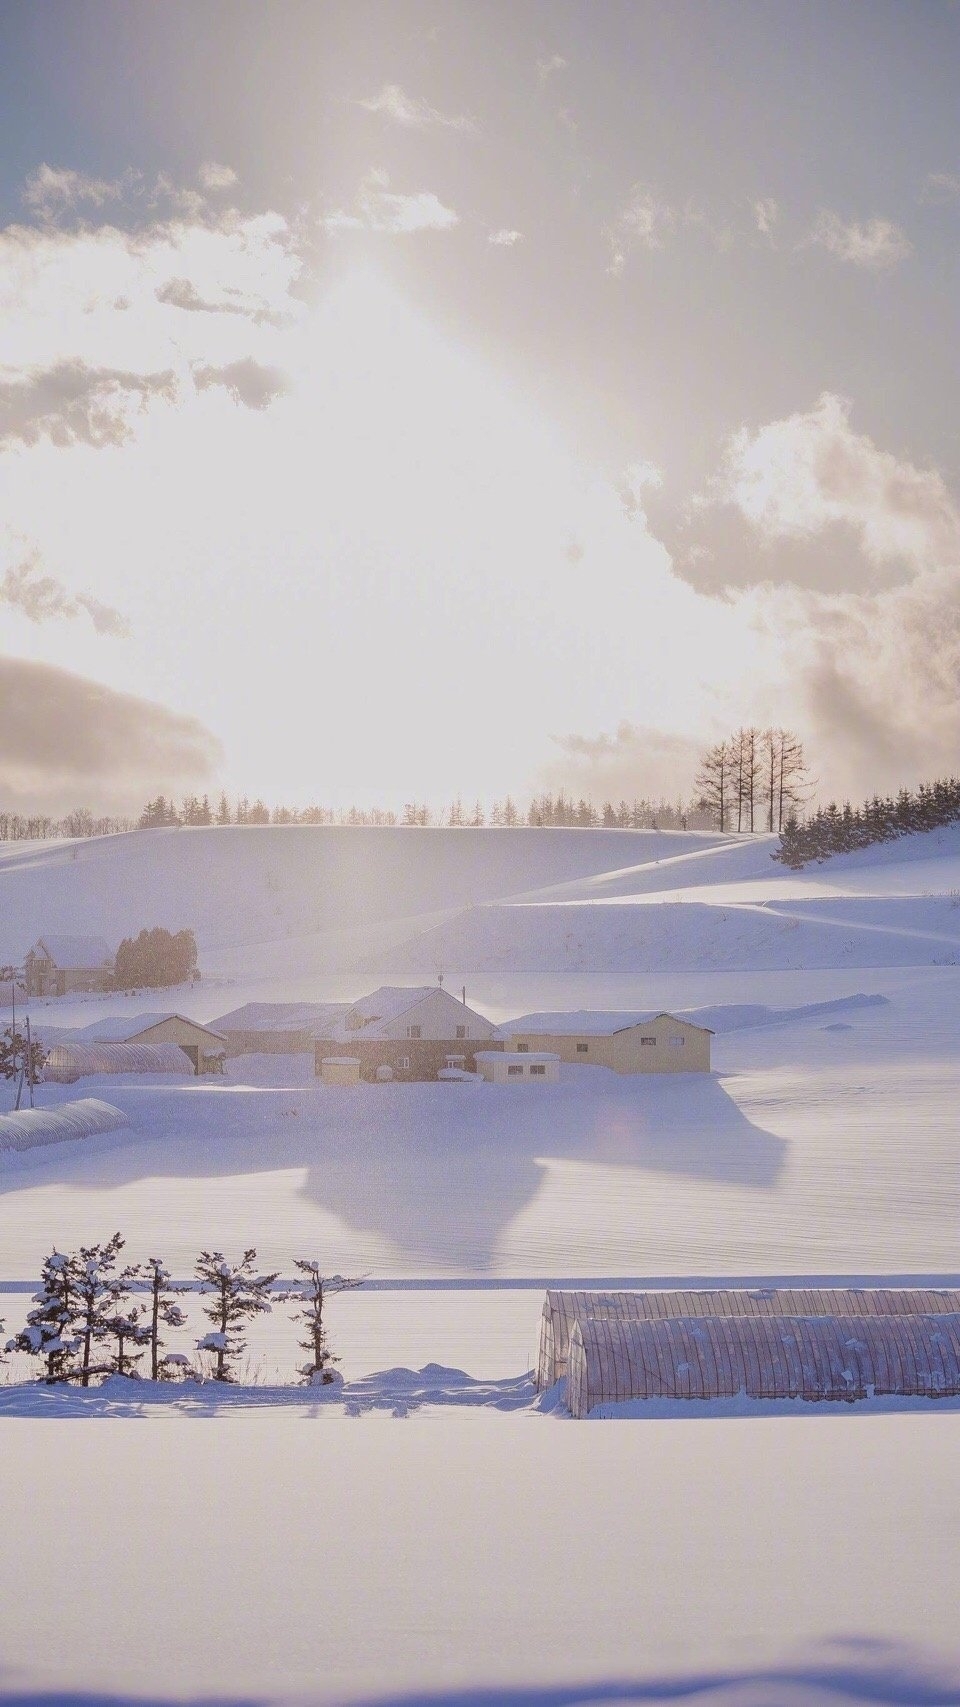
xmin=695 ymin=728 xmax=809 ymax=833
xmin=140 ymin=790 xmax=716 ymax=831
xmin=774 ymin=776 xmax=960 ymax=869
xmin=1 ymin=1238 xmax=362 ymax=1387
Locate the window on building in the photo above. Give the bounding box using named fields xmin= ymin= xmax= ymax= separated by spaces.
xmin=576 ymin=1043 xmax=589 ymax=1053
xmin=668 ymin=1036 xmax=685 ymax=1049
xmin=406 ymin=1025 xmax=422 ymax=1039
xmin=401 ymin=1056 xmax=411 ymax=1070
xmin=641 ymin=1036 xmax=657 ymax=1046
xmin=530 ymin=1064 xmax=546 ymax=1076
xmin=507 ymin=1064 xmax=523 ymax=1076
xmin=516 ymin=1043 xmax=529 ymax=1052
xmin=455 ymin=1025 xmax=466 ymax=1039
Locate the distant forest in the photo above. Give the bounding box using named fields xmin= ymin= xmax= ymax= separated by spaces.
xmin=0 ymin=789 xmax=716 ymax=840
xmin=775 ymin=778 xmax=960 ymax=868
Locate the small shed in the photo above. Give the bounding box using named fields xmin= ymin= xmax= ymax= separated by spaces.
xmin=44 ymin=1041 xmax=194 ymax=1083
xmin=319 ymin=1056 xmax=361 ymax=1087
xmin=536 ymin=1286 xmax=960 ymax=1388
xmin=475 ymin=1051 xmax=560 ymax=1084
xmin=567 ymin=1312 xmax=960 ymax=1416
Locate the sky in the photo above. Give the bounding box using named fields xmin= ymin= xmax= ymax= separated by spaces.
xmin=0 ymin=0 xmax=958 ymax=816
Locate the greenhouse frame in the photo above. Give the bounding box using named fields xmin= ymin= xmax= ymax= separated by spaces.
xmin=567 ymin=1312 xmax=960 ymax=1416
xmin=536 ymin=1286 xmax=960 ymax=1389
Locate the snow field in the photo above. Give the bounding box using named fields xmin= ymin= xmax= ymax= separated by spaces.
xmin=0 ymin=1413 xmax=958 ymax=1702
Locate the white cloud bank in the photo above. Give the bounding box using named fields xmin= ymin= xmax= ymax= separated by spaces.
xmin=359 ymin=84 xmax=474 ymax=132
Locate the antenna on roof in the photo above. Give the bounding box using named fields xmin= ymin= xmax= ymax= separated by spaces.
xmin=462 ymin=985 xmax=466 ymax=1007
xmin=438 ymin=970 xmax=444 ymax=988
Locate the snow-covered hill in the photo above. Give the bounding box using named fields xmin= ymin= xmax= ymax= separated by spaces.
xmin=4 ymin=821 xmax=960 ymax=993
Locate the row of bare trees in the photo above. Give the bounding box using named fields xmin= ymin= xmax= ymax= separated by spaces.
xmin=1 ymin=1239 xmax=362 ymax=1387
xmin=695 ymin=728 xmax=809 ymax=834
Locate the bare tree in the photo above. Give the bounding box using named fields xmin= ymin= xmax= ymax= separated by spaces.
xmin=290 ymin=1260 xmax=364 ymax=1385
xmin=694 ymin=740 xmax=732 ymax=832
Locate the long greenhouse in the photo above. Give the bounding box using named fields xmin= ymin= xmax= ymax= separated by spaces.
xmin=567 ymin=1312 xmax=960 ymax=1416
xmin=537 ymin=1286 xmax=960 ymax=1388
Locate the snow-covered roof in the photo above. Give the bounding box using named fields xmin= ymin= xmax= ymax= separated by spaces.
xmin=501 ymin=1010 xmax=714 ymax=1037
xmin=56 ymin=1012 xmax=224 ymax=1044
xmin=29 ymin=934 xmax=113 ymax=969
xmin=212 ymin=1001 xmax=351 ymax=1035
xmin=343 ymin=986 xmax=437 ymax=1026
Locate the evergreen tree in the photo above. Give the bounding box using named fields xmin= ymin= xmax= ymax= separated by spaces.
xmin=195 ymin=1249 xmax=279 ymax=1382
xmin=73 ymin=1234 xmax=138 ymax=1387
xmin=101 ymin=1305 xmax=152 ymax=1376
xmin=6 ymin=1251 xmax=82 ymax=1382
xmin=290 ymin=1260 xmax=363 ymax=1385
xmin=144 ymin=1257 xmax=188 ymax=1380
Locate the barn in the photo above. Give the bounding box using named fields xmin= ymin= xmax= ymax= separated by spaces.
xmin=501 ymin=1011 xmax=712 ymax=1073
xmin=567 ymin=1312 xmax=960 ymax=1416
xmin=536 ymin=1286 xmax=960 ymax=1388
xmin=211 ymin=1002 xmax=352 ymax=1056
xmin=24 ymin=935 xmax=114 ymax=998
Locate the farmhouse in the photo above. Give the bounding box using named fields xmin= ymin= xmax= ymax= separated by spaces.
xmin=475 ymin=1051 xmax=560 ymax=1084
xmin=317 ymin=985 xmax=501 ymax=1081
xmin=212 ymin=1002 xmax=352 ymax=1055
xmin=24 ymin=935 xmax=114 ymax=998
xmin=501 ymin=1010 xmax=712 ymax=1073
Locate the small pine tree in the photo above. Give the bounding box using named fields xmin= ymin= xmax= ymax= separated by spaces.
xmin=101 ymin=1306 xmax=152 ymax=1376
xmin=73 ymin=1234 xmax=138 ymax=1387
xmin=144 ymin=1257 xmax=188 ymax=1380
xmin=290 ymin=1261 xmax=363 ymax=1385
xmin=195 ymin=1249 xmax=279 ymax=1382
xmin=6 ymin=1251 xmax=82 ymax=1382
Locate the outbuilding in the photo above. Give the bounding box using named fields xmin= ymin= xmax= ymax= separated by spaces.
xmin=58 ymin=1012 xmax=227 ymax=1074
xmin=502 ymin=1010 xmax=712 ymax=1074
xmin=211 ymin=1002 xmax=352 ymax=1056
xmin=44 ymin=1041 xmax=194 ymax=1082
xmin=475 ymin=1050 xmax=559 ymax=1084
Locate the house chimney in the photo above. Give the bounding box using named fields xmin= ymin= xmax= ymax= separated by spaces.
xmin=462 ymin=985 xmax=466 ymax=1006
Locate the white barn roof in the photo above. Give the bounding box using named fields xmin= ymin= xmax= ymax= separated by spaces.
xmin=29 ymin=934 xmax=113 ymax=969
xmin=212 ymin=1001 xmax=351 ymax=1035
xmin=502 ymin=1010 xmax=714 ymax=1037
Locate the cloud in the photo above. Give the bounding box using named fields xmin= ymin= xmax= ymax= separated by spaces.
xmin=193 ymin=359 xmax=289 ymax=409
xmin=23 ymin=164 xmax=130 ymax=217
xmin=807 ymin=210 xmax=912 ymax=268
xmin=546 ymin=721 xmax=703 ymax=801
xmin=488 ymin=228 xmax=523 ymax=247
xmin=155 ymin=275 xmax=289 ymax=328
xmin=0 ymin=553 xmax=130 ymax=636
xmin=604 ymin=187 xmax=674 ymax=275
xmin=709 ymin=391 xmax=960 ymax=573
xmin=615 ymin=460 xmax=663 ymax=521
xmin=696 ymin=393 xmax=960 ymax=795
xmin=0 ymin=656 xmax=220 ymax=813
xmin=321 ymin=169 xmax=459 ymax=235
xmin=358 ymin=84 xmax=474 ymax=131
xmin=198 ymin=161 xmax=239 ymax=190
xmin=536 ymin=54 xmax=567 ymax=83
xmin=0 ymin=359 xmax=178 ymax=449
xmin=920 ymin=171 xmax=960 ymax=205
xmin=753 ymin=197 xmax=779 ymax=236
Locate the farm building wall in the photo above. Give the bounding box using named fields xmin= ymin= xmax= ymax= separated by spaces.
xmin=537 ymin=1286 xmax=960 ymax=1388
xmin=314 ymin=1037 xmax=504 ymax=1082
xmin=509 ymin=1015 xmax=711 ymax=1074
xmin=567 ymin=1313 xmax=960 ymax=1415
